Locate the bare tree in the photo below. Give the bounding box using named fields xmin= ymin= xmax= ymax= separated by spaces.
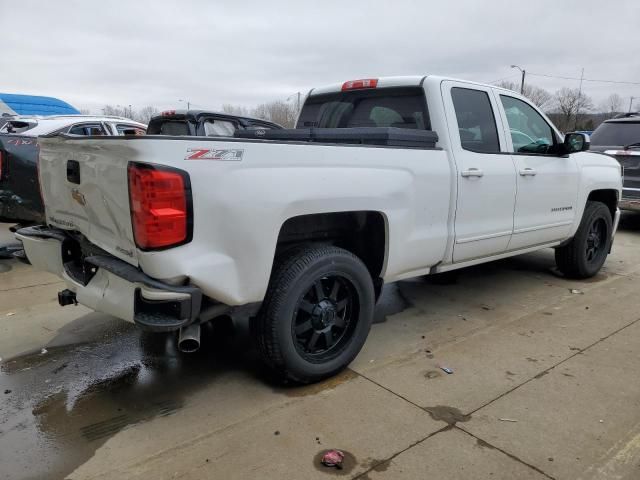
xmin=135 ymin=106 xmax=160 ymax=124
xmin=552 ymin=88 xmax=594 ymax=131
xmin=251 ymin=100 xmax=298 ymax=128
xmin=100 ymin=105 xmax=159 ymax=124
xmin=221 ymin=104 xmax=249 ymax=116
xmin=496 ymin=81 xmax=553 ymax=110
xmin=79 ymin=108 xmax=91 ymax=115
xmin=600 ymin=93 xmax=623 ymax=119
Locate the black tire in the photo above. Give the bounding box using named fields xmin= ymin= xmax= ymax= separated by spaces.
xmin=254 ymin=245 xmax=375 ymax=384
xmin=555 ymin=201 xmax=612 ymax=279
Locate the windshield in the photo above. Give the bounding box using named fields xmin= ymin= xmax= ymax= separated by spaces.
xmin=590 ymin=121 xmax=640 ymax=146
xmin=297 ymin=87 xmax=430 ymax=130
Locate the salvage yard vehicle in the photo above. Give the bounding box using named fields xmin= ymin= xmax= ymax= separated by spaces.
xmin=589 ymin=113 xmax=640 ymax=211
xmin=18 ymin=76 xmax=622 ymax=383
xmin=0 ymin=115 xmax=146 ymax=225
xmin=146 ymin=109 xmax=282 ymax=136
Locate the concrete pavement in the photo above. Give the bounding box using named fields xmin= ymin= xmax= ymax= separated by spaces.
xmin=1 ymin=215 xmax=640 ymax=479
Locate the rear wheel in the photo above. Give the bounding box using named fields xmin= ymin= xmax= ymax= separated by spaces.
xmin=254 ymin=245 xmax=375 ymax=384
xmin=555 ymin=201 xmax=612 ymax=279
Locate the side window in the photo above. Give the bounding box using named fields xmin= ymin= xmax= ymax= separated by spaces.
xmin=68 ymin=123 xmax=106 ymax=136
xmin=116 ymin=124 xmax=145 ymax=135
xmin=451 ymin=87 xmax=500 ymax=153
xmin=203 ymin=119 xmax=236 ymax=136
xmin=500 ymin=95 xmax=555 ymax=154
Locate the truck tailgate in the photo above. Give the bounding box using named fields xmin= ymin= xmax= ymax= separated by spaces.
xmin=38 ymin=136 xmax=138 ymax=265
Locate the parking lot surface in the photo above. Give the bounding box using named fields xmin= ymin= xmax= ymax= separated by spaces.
xmin=1 ymin=218 xmax=640 ymax=480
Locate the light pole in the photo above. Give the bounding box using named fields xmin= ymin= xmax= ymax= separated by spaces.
xmin=178 ymin=99 xmax=191 ymax=110
xmin=510 ymin=65 xmax=525 ymax=94
xmin=629 ymin=97 xmax=635 ymax=113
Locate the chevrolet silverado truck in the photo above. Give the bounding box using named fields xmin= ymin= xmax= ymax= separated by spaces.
xmin=18 ymin=76 xmax=622 ymax=383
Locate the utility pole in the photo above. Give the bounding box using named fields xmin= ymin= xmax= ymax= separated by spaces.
xmin=510 ymin=65 xmax=525 ymax=94
xmin=129 ymin=104 xmax=132 ymax=119
xmin=574 ymin=68 xmax=584 ymax=131
xmin=629 ymin=97 xmax=635 ymax=113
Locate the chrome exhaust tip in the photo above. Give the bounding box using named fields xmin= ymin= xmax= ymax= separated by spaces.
xmin=178 ymin=323 xmax=201 ymax=353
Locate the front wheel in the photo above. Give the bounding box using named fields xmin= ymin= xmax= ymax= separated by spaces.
xmin=555 ymin=201 xmax=612 ymax=279
xmin=254 ymin=245 xmax=375 ymax=384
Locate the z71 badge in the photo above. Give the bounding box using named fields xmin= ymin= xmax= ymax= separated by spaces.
xmin=185 ymin=148 xmax=244 ymax=161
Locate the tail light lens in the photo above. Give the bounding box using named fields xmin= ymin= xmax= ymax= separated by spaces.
xmin=128 ymin=162 xmax=192 ymax=250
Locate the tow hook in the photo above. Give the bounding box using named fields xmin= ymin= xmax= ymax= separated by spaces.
xmin=58 ymin=289 xmax=78 ymax=306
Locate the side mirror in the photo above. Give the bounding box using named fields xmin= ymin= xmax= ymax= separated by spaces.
xmin=563 ymin=132 xmax=590 ymax=154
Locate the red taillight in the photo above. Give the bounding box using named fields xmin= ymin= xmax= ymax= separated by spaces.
xmin=128 ymin=163 xmax=191 ymax=250
xmin=161 ymin=110 xmax=176 ymax=116
xmin=341 ymin=78 xmax=378 ymax=91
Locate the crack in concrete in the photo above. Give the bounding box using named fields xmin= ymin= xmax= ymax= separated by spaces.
xmin=352 ymin=314 xmax=640 ymax=480
xmin=456 ymin=426 xmax=557 ymax=480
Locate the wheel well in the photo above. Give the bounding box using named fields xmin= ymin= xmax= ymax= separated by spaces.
xmin=587 ymin=189 xmax=618 ymax=219
xmin=276 ymin=211 xmax=387 ymax=288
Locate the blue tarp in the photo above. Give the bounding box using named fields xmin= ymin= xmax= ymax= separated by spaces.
xmin=0 ymin=93 xmax=80 ymax=116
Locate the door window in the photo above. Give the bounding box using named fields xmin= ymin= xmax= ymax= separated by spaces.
xmin=203 ymin=119 xmax=236 ymax=136
xmin=115 ymin=124 xmax=145 ymax=135
xmin=451 ymin=88 xmax=500 ymax=153
xmin=68 ymin=123 xmax=107 ymax=135
xmin=500 ymin=95 xmax=555 ymax=154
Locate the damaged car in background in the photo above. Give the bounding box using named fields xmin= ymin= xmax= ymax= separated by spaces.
xmin=18 ymin=76 xmax=621 ymax=384
xmin=0 ymin=115 xmax=146 ymax=226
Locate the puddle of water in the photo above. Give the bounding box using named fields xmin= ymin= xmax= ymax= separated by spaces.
xmin=424 ymin=405 xmax=471 ymax=425
xmin=0 ymin=314 xmax=259 ymax=480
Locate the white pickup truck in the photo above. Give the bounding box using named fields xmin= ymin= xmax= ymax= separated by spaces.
xmin=18 ymin=76 xmax=622 ymax=383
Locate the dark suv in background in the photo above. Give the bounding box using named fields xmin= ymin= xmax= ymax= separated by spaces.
xmin=590 ymin=113 xmax=640 ymax=211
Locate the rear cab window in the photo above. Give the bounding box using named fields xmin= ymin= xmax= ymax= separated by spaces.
xmin=147 ymin=120 xmax=191 ymax=136
xmin=297 ymin=87 xmax=430 ymax=130
xmin=203 ymin=119 xmax=237 ymax=136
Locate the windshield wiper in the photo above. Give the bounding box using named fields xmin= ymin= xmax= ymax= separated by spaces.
xmin=624 ymin=142 xmax=640 ymax=149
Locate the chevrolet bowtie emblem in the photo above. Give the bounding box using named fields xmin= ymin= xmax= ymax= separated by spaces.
xmin=71 ymin=188 xmax=86 ymax=206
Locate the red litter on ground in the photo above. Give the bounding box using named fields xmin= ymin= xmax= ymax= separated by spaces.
xmin=321 ymin=449 xmax=345 ymax=469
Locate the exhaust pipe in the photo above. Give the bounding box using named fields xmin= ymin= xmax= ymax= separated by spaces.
xmin=178 ymin=323 xmax=201 ymax=353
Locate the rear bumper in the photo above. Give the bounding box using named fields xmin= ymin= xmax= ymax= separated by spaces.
xmin=16 ymin=226 xmax=203 ymax=332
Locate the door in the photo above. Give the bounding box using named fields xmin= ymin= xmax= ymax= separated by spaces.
xmin=442 ymin=82 xmax=517 ymax=262
xmin=495 ymin=93 xmax=579 ymax=250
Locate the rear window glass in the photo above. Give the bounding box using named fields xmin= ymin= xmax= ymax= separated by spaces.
xmin=0 ymin=120 xmax=37 ymax=134
xmin=297 ymin=87 xmax=430 ymax=130
xmin=590 ymin=121 xmax=640 ymax=146
xmin=149 ymin=120 xmax=190 ymax=136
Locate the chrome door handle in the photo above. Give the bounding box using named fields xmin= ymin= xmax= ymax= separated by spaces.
xmin=461 ymin=168 xmax=484 ymax=178
xmin=519 ymin=168 xmax=537 ymax=176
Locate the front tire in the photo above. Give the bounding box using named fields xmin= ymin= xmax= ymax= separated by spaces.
xmin=555 ymin=201 xmax=612 ymax=279
xmin=254 ymin=245 xmax=375 ymax=384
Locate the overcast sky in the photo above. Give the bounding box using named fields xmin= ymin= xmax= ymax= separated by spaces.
xmin=2 ymin=0 xmax=639 ymax=113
